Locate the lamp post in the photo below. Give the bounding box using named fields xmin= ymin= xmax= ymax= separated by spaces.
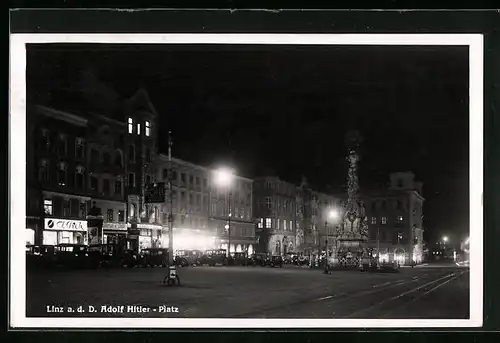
xmin=324 ymin=209 xmax=338 ymax=274
xmin=214 ymin=167 xmax=234 ymax=258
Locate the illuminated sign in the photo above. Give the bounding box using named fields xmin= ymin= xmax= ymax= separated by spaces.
xmin=44 ymin=218 xmax=87 ymax=232
xmin=103 ymin=223 xmax=127 ymax=231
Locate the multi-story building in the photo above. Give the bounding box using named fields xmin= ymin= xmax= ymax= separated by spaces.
xmin=362 ymin=172 xmax=425 ymax=265
xmin=85 ymin=112 xmax=128 ymax=244
xmin=123 ymin=89 xmax=163 ymax=250
xmin=253 ymin=177 xmax=297 ymax=255
xmin=155 ymin=156 xmax=214 ymax=251
xmin=155 ymin=157 xmax=256 ymax=254
xmin=26 ymin=104 xmax=91 ymax=245
xmin=209 ymin=171 xmax=255 ymax=255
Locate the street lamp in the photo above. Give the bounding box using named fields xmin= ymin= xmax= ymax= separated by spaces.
xmin=214 ymin=167 xmax=234 ymax=258
xmin=323 ymin=209 xmax=339 ymax=274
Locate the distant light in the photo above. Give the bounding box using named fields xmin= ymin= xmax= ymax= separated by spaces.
xmin=328 ymin=210 xmax=338 ymax=220
xmin=214 ymin=167 xmax=234 ymax=187
xmin=224 ymin=224 xmax=229 ymax=230
xmin=443 ymin=236 xmax=449 ymax=243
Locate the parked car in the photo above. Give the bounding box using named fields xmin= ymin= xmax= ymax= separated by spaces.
xmin=231 ymin=252 xmax=249 ymax=266
xmin=199 ymin=249 xmax=228 ymax=266
xmin=268 ymin=255 xmax=284 ymax=268
xmin=249 ymin=253 xmax=268 ymax=267
xmin=174 ymin=256 xmax=190 ymax=267
xmin=26 ymin=245 xmax=57 ymax=269
xmin=120 ymin=249 xmax=139 ymax=268
xmin=139 ymin=248 xmax=169 ymax=267
xmin=54 ymin=244 xmax=90 ymax=269
xmin=88 ymin=244 xmax=118 ymax=268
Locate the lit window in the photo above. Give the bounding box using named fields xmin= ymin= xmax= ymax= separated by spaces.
xmin=258 ymin=218 xmax=263 ymax=229
xmin=128 ymin=117 xmax=133 ymax=134
xmin=283 ymin=220 xmax=287 ymax=230
xmin=265 ymin=218 xmax=272 ymax=228
xmin=266 ymin=197 xmax=272 ymax=209
xmin=137 ymin=123 xmax=141 ymax=135
xmin=371 ymin=217 xmax=377 ymax=224
xmin=107 ymin=209 xmax=114 ymax=222
xmin=145 ymin=121 xmax=151 ymax=137
xmin=57 ymin=162 xmax=67 ymax=186
xmin=381 ymin=217 xmax=387 ymax=225
xmin=75 ymin=138 xmax=85 ymax=160
xmin=44 ymin=199 xmax=53 ymax=215
xmin=396 ymin=215 xmax=404 ymax=224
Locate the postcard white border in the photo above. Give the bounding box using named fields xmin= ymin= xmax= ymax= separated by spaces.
xmin=9 ymin=33 xmax=483 ymax=329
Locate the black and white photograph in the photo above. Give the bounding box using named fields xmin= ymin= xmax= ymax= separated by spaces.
xmin=10 ymin=34 xmax=483 ymax=328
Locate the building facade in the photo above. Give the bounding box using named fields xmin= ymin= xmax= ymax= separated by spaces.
xmin=155 ymin=156 xmax=256 ymax=254
xmin=124 ymin=89 xmax=163 ymax=250
xmin=362 ymin=172 xmax=425 ymax=265
xmin=253 ymin=177 xmax=297 ymax=255
xmin=27 ymin=104 xmax=91 ymax=246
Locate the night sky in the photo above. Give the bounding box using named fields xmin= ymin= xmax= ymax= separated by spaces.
xmin=27 ymin=44 xmax=470 ymax=244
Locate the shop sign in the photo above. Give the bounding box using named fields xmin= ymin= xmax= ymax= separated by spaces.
xmin=44 ymin=218 xmax=87 ymax=232
xmin=127 ymin=223 xmax=162 ymax=230
xmin=103 ymin=223 xmax=127 ymax=231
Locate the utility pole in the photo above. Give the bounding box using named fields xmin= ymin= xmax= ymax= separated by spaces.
xmin=167 ymin=130 xmax=174 ymax=266
xmin=227 ymin=190 xmax=232 ymax=259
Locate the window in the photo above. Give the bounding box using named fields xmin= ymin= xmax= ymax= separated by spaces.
xmin=40 ymin=129 xmax=50 ymax=152
xmin=163 ymin=169 xmax=168 ymax=179
xmin=266 ymin=197 xmax=272 ymax=209
xmin=397 ymin=232 xmax=404 ymax=243
xmin=189 ymin=174 xmax=194 ymax=184
xmin=57 ymin=163 xmax=67 ymax=186
xmin=90 ymin=149 xmax=99 ymax=163
xmin=107 ymin=209 xmax=114 ymax=222
xmin=290 ymin=220 xmax=293 ymax=231
xmin=114 ymin=151 xmax=123 ymax=167
xmin=196 ymin=194 xmax=201 ymax=206
xmin=75 ymin=138 xmax=85 ymax=160
xmin=277 ymin=219 xmax=280 ymax=230
xmin=128 ymin=145 xmax=135 ymax=162
xmin=265 ymin=181 xmax=271 ymax=189
xmin=189 ymin=193 xmax=193 ymax=205
xmin=103 ymin=179 xmax=110 ymax=194
xmin=211 ymin=203 xmax=216 ymax=214
xmin=203 ymin=178 xmax=208 ymax=187
xmin=90 ymin=176 xmax=98 ymax=191
xmin=128 ymin=173 xmax=135 ymax=188
xmin=381 ymin=216 xmax=387 ymax=225
xmin=115 ymin=180 xmax=122 ymax=195
xmin=118 ymin=210 xmax=125 ymax=222
xmin=145 ymin=121 xmax=151 ymax=137
xmin=173 ymin=171 xmax=178 ymax=181
xmin=145 ymin=147 xmax=151 ymax=162
xmin=283 ymin=220 xmax=287 ymax=230
xmin=145 ymin=175 xmax=151 ymax=186
xmin=128 ymin=117 xmax=133 ymax=134
xmin=102 ymin=152 xmax=111 ymax=166
xmin=75 ymin=166 xmax=85 ymax=189
xmin=58 ymin=134 xmax=67 ymax=156
xmin=62 ymin=199 xmax=70 ymax=217
xmin=396 ymin=215 xmax=404 ymax=225
xmin=38 ymin=160 xmax=49 ymax=182
xmin=397 ymin=179 xmax=403 ymax=188
xmin=195 ymin=177 xmax=200 ymax=186
xmin=396 ymin=200 xmax=403 ymax=210
xmin=258 ymin=218 xmax=263 ymax=229
xmin=44 ymin=199 xmax=53 ymax=215
xmin=137 ymin=123 xmax=141 ymax=135
xmin=371 ymin=201 xmax=377 ymax=211
xmin=381 ymin=200 xmax=387 ymax=210
xmin=181 ymin=173 xmax=186 ymax=183
xmin=265 ymin=218 xmax=272 ymax=228
xmin=371 ymin=217 xmax=377 ymax=225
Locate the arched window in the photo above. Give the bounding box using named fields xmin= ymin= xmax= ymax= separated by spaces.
xmin=58 ymin=133 xmax=67 ymax=156
xmin=57 ymin=162 xmax=68 ymax=186
xmin=114 ymin=150 xmax=123 ymax=167
xmin=75 ymin=166 xmax=85 ymax=189
xmin=128 ymin=144 xmax=135 ymax=162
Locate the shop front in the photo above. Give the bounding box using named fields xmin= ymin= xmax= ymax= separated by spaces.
xmin=43 ymin=218 xmax=88 ymax=245
xmin=102 ymin=222 xmax=128 ymax=244
xmin=128 ymin=223 xmax=163 ymax=250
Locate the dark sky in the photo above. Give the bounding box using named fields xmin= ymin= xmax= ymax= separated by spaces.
xmin=27 ymin=44 xmax=470 ymax=244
